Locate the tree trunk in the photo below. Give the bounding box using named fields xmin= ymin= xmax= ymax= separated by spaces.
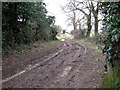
xmin=73 ymin=23 xmax=77 ymax=31
xmin=95 ymin=16 xmax=98 ymax=36
xmin=73 ymin=10 xmax=77 ymax=31
xmin=86 ymin=29 xmax=91 ymax=37
xmin=78 ymin=22 xmax=81 ymax=30
xmin=91 ymin=2 xmax=99 ymax=37
xmin=86 ymin=11 xmax=92 ymax=37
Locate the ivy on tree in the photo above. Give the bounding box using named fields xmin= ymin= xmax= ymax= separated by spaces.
xmin=101 ymin=2 xmax=120 ymax=68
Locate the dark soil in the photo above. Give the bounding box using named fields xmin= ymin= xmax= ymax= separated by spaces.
xmin=2 ymin=39 xmax=105 ymax=88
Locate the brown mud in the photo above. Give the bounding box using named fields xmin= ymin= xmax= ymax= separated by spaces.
xmin=2 ymin=39 xmax=105 ymax=88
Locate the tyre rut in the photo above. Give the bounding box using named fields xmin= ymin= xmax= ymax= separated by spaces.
xmin=2 ymin=39 xmax=104 ymax=88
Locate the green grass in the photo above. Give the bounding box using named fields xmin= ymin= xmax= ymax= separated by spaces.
xmin=3 ymin=40 xmax=60 ymax=60
xmin=74 ymin=39 xmax=101 ymax=53
xmin=56 ymin=33 xmax=73 ymax=41
xmin=90 ymin=32 xmax=95 ymax=37
xmin=98 ymin=70 xmax=108 ymax=75
xmin=100 ymin=67 xmax=120 ymax=88
xmin=40 ymin=40 xmax=60 ymax=52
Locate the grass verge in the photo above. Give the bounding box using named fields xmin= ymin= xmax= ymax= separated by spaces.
xmin=3 ymin=40 xmax=60 ymax=61
xmin=40 ymin=40 xmax=60 ymax=52
xmin=74 ymin=39 xmax=101 ymax=53
xmin=100 ymin=67 xmax=120 ymax=88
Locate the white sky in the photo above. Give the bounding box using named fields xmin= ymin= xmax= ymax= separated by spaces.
xmin=44 ymin=0 xmax=73 ymax=32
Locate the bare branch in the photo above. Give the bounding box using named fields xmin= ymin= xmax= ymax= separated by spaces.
xmin=75 ymin=8 xmax=88 ymax=16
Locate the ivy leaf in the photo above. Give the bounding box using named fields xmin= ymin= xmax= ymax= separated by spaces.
xmin=115 ymin=34 xmax=118 ymax=41
xmin=113 ymin=54 xmax=117 ymax=59
xmin=107 ymin=46 xmax=112 ymax=52
xmin=108 ymin=56 xmax=112 ymax=61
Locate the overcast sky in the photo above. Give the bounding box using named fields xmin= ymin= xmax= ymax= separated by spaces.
xmin=44 ymin=0 xmax=73 ymax=32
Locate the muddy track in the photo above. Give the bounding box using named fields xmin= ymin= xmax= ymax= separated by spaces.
xmin=2 ymin=39 xmax=104 ymax=88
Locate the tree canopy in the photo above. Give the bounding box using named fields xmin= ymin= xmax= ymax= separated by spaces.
xmin=2 ymin=2 xmax=57 ymax=49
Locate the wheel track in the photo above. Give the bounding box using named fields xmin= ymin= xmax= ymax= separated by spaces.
xmin=36 ymin=40 xmax=76 ymax=87
xmin=2 ymin=39 xmax=89 ymax=88
xmin=1 ymin=42 xmax=68 ymax=84
xmin=45 ymin=39 xmax=86 ymax=87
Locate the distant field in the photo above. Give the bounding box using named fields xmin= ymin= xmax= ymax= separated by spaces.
xmin=56 ymin=33 xmax=74 ymax=40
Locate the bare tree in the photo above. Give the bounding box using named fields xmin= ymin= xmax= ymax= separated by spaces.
xmin=74 ymin=1 xmax=92 ymax=37
xmin=91 ymin=2 xmax=100 ymax=36
xmin=74 ymin=0 xmax=102 ymax=37
xmin=61 ymin=0 xmax=83 ymax=31
xmin=62 ymin=0 xmax=101 ymax=37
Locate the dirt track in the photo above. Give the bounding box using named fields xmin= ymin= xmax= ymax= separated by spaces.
xmin=2 ymin=39 xmax=105 ymax=88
